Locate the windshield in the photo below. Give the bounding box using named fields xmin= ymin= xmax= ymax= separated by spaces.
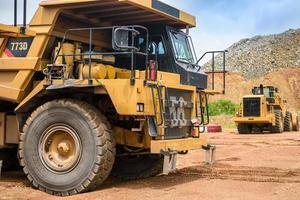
xmin=253 ymin=87 xmax=275 ymax=98
xmin=170 ymin=31 xmax=196 ymax=64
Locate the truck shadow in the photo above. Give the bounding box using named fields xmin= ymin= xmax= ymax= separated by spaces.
xmin=0 ymin=170 xmax=31 ymax=187
xmin=98 ymin=164 xmax=214 ymax=191
xmin=98 ymin=163 xmax=300 ymax=191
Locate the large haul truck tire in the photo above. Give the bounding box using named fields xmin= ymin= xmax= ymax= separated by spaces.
xmin=284 ymin=112 xmax=293 ymax=132
xmin=293 ymin=115 xmax=299 ymax=131
xmin=18 ymin=99 xmax=115 ymax=196
xmin=112 ymin=154 xmax=163 ymax=180
xmin=271 ymin=110 xmax=284 ymax=133
xmin=237 ymin=124 xmax=252 ymax=134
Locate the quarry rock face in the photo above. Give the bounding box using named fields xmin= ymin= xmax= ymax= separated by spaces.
xmin=205 ymin=29 xmax=300 ymax=79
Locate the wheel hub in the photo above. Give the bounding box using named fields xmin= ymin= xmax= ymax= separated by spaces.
xmin=57 ymin=141 xmax=71 ymax=155
xmin=39 ymin=124 xmax=82 ymax=173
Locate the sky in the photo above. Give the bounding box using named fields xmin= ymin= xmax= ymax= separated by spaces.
xmin=1 ymin=0 xmax=300 ymax=59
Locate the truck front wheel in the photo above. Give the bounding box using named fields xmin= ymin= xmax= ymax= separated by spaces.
xmin=237 ymin=124 xmax=252 ymax=134
xmin=18 ymin=99 xmax=115 ymax=196
xmin=271 ymin=110 xmax=284 ymax=133
xmin=284 ymin=112 xmax=293 ymax=132
xmin=293 ymin=115 xmax=299 ymax=131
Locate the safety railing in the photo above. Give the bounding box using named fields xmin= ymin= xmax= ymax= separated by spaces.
xmin=51 ymin=25 xmax=149 ymax=85
xmin=197 ymin=50 xmax=228 ymax=94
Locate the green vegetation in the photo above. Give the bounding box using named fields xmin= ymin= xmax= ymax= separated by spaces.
xmin=208 ymin=99 xmax=238 ymax=116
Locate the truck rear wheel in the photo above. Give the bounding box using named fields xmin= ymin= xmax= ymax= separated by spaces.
xmin=284 ymin=112 xmax=293 ymax=132
xmin=112 ymin=154 xmax=163 ymax=180
xmin=18 ymin=99 xmax=115 ymax=196
xmin=293 ymin=116 xmax=299 ymax=131
xmin=237 ymin=124 xmax=252 ymax=134
xmin=271 ymin=110 xmax=284 ymax=133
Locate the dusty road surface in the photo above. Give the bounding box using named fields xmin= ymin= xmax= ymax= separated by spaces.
xmin=1 ymin=130 xmax=300 ymax=200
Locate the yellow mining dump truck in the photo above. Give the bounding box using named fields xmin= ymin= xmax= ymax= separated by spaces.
xmin=235 ymin=85 xmax=299 ymax=134
xmin=0 ymin=0 xmax=226 ymax=195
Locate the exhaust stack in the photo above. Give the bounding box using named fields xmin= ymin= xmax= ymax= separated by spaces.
xmin=23 ymin=0 xmax=27 ymax=28
xmin=13 ymin=0 xmax=27 ymax=33
xmin=14 ymin=0 xmax=17 ymax=26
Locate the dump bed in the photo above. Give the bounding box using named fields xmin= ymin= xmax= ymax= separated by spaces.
xmin=38 ymin=0 xmax=196 ymax=28
xmin=0 ymin=0 xmax=196 ymax=103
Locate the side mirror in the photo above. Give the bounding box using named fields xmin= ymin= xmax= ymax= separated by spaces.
xmin=112 ymin=27 xmax=140 ymax=51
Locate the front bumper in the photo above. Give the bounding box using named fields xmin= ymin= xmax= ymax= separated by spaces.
xmin=150 ymin=137 xmax=207 ymax=154
xmin=234 ymin=116 xmax=273 ymax=124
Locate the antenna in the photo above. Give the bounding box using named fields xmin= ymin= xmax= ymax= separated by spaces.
xmin=23 ymin=0 xmax=27 ymax=28
xmin=13 ymin=0 xmax=27 ymax=33
xmin=17 ymin=0 xmax=27 ymax=34
xmin=14 ymin=0 xmax=17 ymax=26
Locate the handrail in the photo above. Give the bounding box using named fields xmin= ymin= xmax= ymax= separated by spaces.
xmin=197 ymin=91 xmax=210 ymax=127
xmin=197 ymin=50 xmax=228 ymax=94
xmin=52 ymin=25 xmax=149 ymax=85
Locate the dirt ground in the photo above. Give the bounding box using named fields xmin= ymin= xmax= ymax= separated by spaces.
xmin=1 ymin=129 xmax=300 ymax=200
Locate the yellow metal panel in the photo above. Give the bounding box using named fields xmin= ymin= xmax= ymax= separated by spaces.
xmin=0 ymin=72 xmax=17 ymax=83
xmin=0 ymin=38 xmax=4 ymax=45
xmin=0 ymin=70 xmax=35 ymax=102
xmin=27 ymin=35 xmax=50 ymax=58
xmin=113 ymin=126 xmax=151 ymax=148
xmin=121 ymin=0 xmax=151 ymax=8
xmin=30 ymin=7 xmax=61 ymax=27
xmin=234 ymin=116 xmax=273 ymax=124
xmin=204 ymin=89 xmax=224 ymax=95
xmin=180 ymin=11 xmax=196 ymax=27
xmin=39 ymin=0 xmax=196 ymax=27
xmin=45 ymin=69 xmax=197 ymax=117
xmin=0 ymin=24 xmax=36 ymax=37
xmin=0 ymin=72 xmax=23 ymax=102
xmin=40 ymin=0 xmax=97 ymax=6
xmin=0 ymin=113 xmax=5 ymax=146
xmin=0 ymin=86 xmax=21 ymax=102
xmin=0 ymin=58 xmax=39 ymax=70
xmin=151 ymin=137 xmax=207 ymax=154
xmin=15 ymin=80 xmax=46 ymax=112
xmin=29 ymin=26 xmax=52 ymax=34
xmin=101 ymin=79 xmax=155 ymax=116
xmin=124 ymin=0 xmax=196 ymax=27
xmin=12 ymin=71 xmax=34 ymax=92
xmin=5 ymin=115 xmax=19 ymax=144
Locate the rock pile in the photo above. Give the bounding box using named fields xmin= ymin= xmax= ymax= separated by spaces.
xmin=205 ymin=29 xmax=300 ymax=79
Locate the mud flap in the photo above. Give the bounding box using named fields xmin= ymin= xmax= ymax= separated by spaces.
xmin=0 ymin=160 xmax=2 ymax=178
xmin=202 ymin=144 xmax=216 ymax=165
xmin=161 ymin=150 xmax=177 ymax=175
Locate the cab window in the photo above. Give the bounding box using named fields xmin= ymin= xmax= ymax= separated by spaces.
xmin=149 ymin=36 xmax=166 ymax=55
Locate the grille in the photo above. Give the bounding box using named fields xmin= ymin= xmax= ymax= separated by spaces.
xmin=243 ymin=98 xmax=261 ymax=117
xmin=164 ymin=88 xmax=193 ymax=139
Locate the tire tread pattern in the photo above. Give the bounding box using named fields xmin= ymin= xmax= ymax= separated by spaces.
xmin=237 ymin=124 xmax=251 ymax=134
xmin=271 ymin=110 xmax=283 ymax=133
xmin=18 ymin=99 xmax=115 ymax=196
xmin=284 ymin=112 xmax=293 ymax=132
